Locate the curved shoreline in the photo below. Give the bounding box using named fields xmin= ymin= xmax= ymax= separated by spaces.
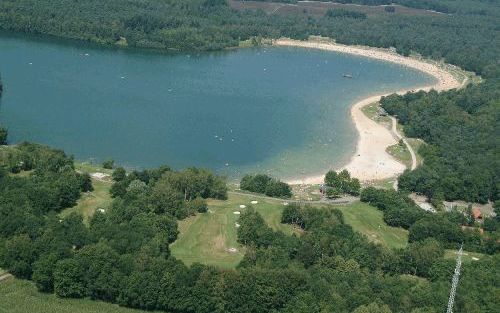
xmin=276 ymin=38 xmax=463 ymax=185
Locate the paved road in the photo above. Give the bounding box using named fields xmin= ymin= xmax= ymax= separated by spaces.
xmin=228 ymin=191 xmax=358 ymax=205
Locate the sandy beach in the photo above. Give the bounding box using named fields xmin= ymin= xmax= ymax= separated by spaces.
xmin=277 ymin=38 xmax=463 ymax=185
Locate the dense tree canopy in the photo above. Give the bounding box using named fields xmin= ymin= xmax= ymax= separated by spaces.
xmin=381 ymin=81 xmax=499 ymax=204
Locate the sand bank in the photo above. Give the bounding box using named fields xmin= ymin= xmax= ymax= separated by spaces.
xmin=276 ymin=38 xmax=463 ymax=185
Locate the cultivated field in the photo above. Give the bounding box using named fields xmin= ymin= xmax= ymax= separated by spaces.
xmin=229 ymin=0 xmax=443 ymax=18
xmin=0 ymin=278 xmax=153 ymax=313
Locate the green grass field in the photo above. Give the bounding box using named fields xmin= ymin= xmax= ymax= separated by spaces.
xmin=361 ymin=102 xmax=392 ymax=128
xmin=170 ymin=193 xmax=297 ymax=268
xmin=60 ymin=179 xmax=113 ymax=223
xmin=75 ymin=161 xmax=114 ymax=176
xmin=338 ymin=201 xmax=408 ymax=249
xmin=60 ymin=162 xmax=114 ymax=223
xmin=386 ymin=143 xmax=412 ymax=169
xmin=0 ymin=278 xmax=153 ymax=313
xmin=171 ymin=193 xmax=408 ymax=268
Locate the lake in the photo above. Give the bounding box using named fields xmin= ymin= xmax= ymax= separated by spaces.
xmin=0 ymin=35 xmax=435 ymax=181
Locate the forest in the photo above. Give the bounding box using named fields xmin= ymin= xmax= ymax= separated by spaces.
xmin=381 ymin=80 xmax=499 ymax=204
xmin=0 ymin=146 xmax=498 ymax=312
xmin=0 ymin=0 xmax=497 ymax=76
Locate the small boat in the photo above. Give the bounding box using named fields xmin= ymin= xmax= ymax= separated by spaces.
xmin=343 ymin=74 xmax=353 ymax=78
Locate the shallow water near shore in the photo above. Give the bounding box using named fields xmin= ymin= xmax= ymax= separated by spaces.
xmin=0 ymin=35 xmax=435 ymax=180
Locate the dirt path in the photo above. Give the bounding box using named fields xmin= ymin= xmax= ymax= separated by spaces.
xmin=390 ymin=116 xmax=417 ymax=170
xmin=229 ymin=191 xmax=358 ymax=204
xmin=0 ymin=273 xmax=13 ymax=282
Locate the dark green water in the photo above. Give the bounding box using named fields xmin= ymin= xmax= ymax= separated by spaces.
xmin=0 ymin=35 xmax=435 ymax=180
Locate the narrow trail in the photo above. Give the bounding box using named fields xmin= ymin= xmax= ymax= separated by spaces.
xmin=390 ymin=116 xmax=417 ymax=171
xmin=389 ymin=116 xmax=417 ymax=191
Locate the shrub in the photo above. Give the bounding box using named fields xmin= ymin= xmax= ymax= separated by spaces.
xmin=240 ymin=174 xmax=292 ymax=198
xmin=102 ymin=159 xmax=114 ymax=169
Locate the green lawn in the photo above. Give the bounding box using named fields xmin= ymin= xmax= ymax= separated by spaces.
xmin=60 ymin=179 xmax=113 ymax=224
xmin=337 ymin=201 xmax=408 ymax=249
xmin=0 ymin=278 xmax=153 ymax=313
xmin=361 ymin=102 xmax=391 ymax=128
xmin=60 ymin=161 xmax=114 ymax=223
xmin=170 ymin=193 xmax=296 ymax=268
xmin=75 ymin=161 xmax=114 ymax=176
xmin=386 ymin=143 xmax=412 ymax=169
xmin=171 ymin=193 xmax=408 ymax=268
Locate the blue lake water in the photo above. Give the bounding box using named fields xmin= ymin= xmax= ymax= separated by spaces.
xmin=0 ymin=35 xmax=435 ymax=180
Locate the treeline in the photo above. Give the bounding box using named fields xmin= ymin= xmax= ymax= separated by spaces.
xmin=325 ymin=9 xmax=366 ymax=19
xmin=237 ymin=204 xmax=499 ymax=312
xmin=0 ymin=73 xmax=6 ymax=145
xmin=381 ymin=81 xmax=500 ymax=204
xmin=360 ymin=187 xmax=500 ymax=254
xmin=0 ymin=1 xmax=498 ymax=78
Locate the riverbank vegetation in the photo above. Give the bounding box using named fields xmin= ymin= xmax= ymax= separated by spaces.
xmin=240 ymin=174 xmax=292 ymax=198
xmin=324 ymin=169 xmax=361 ymax=197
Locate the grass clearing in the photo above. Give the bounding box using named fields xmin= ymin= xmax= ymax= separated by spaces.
xmin=361 ymin=102 xmax=392 ymax=129
xmin=170 ymin=193 xmax=296 ymax=268
xmin=291 ymin=184 xmax=323 ymax=201
xmin=386 ymin=142 xmax=412 ymax=168
xmin=0 ymin=278 xmax=153 ymax=313
xmin=444 ymin=249 xmax=489 ymax=263
xmin=364 ymin=177 xmax=397 ymax=190
xmin=337 ymin=201 xmax=408 ymax=249
xmin=171 ymin=193 xmax=408 ymax=268
xmin=60 ymin=178 xmax=113 ymax=223
xmin=60 ymin=161 xmax=114 ymax=223
xmin=75 ymin=161 xmax=114 ymax=176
